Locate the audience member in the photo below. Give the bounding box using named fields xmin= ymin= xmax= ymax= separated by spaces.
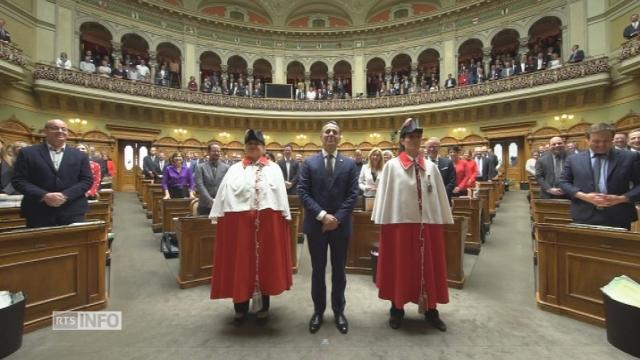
xmin=628 ymin=129 xmax=640 ymax=152
xmin=76 ymin=143 xmax=101 ymax=199
xmin=79 ymin=54 xmax=96 ymax=74
xmin=12 ymin=119 xmax=93 ymax=228
xmin=525 ymin=151 xmax=539 ymax=176
xmin=194 ymin=143 xmax=229 ymax=215
xmin=567 ymin=45 xmax=585 ymax=63
xmin=623 ymin=14 xmax=639 ymax=40
xmin=559 ymin=123 xmax=640 ymax=230
xmin=535 ymin=136 xmax=568 ymax=199
xmin=136 ymin=59 xmax=150 ymax=82
xmin=188 ymin=76 xmax=198 ymax=91
xmin=0 ymin=18 xmax=10 ymax=43
xmin=97 ymin=59 xmax=111 ymax=77
xmin=162 ymin=152 xmax=195 ymax=199
xmin=358 ymin=147 xmax=383 ymax=198
xmin=111 ymin=63 xmax=125 ymax=79
xmin=277 ymin=144 xmax=299 ymax=195
xmin=55 ymin=52 xmax=72 ymax=69
xmin=613 ymin=132 xmax=629 ymax=150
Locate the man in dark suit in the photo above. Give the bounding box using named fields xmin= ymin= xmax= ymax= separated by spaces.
xmin=157 ymin=152 xmax=168 ymax=175
xmin=623 ymin=14 xmax=639 ymax=40
xmin=12 ymin=119 xmax=93 ymax=228
xmin=483 ymin=146 xmax=499 ymax=180
xmin=142 ymin=146 xmax=160 ymax=179
xmin=298 ymin=121 xmax=359 ymax=335
xmin=444 ymin=73 xmax=456 ymax=89
xmin=567 ymin=45 xmax=585 ymax=63
xmin=473 ymin=147 xmax=491 ymax=181
xmin=535 ymin=136 xmax=568 ymax=199
xmin=0 ymin=19 xmax=10 ymax=43
xmin=560 ymin=123 xmax=640 ymax=230
xmin=425 ymin=137 xmax=456 ymax=200
xmin=277 ymin=144 xmax=300 ymax=195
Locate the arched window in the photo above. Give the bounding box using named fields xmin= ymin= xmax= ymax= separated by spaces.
xmin=229 ymin=11 xmax=245 ymax=21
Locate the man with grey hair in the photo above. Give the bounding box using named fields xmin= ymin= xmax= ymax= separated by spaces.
xmin=195 ymin=143 xmax=229 ymax=215
xmin=560 ymin=123 xmax=640 ymax=229
xmin=535 ymin=136 xmax=568 ymax=199
xmin=12 ymin=119 xmax=93 ymax=228
xmin=298 ymin=120 xmax=360 ymax=334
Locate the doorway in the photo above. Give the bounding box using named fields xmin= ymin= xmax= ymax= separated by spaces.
xmin=490 ymin=137 xmax=525 ymax=188
xmin=116 ymin=140 xmax=151 ymax=192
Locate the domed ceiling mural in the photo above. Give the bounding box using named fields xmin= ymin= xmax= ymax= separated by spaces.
xmin=161 ymin=0 xmax=443 ymax=28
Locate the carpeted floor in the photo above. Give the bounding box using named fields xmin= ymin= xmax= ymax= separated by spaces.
xmin=9 ymin=191 xmax=635 ymax=359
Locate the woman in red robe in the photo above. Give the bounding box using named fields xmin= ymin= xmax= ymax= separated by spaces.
xmin=371 ymin=118 xmax=453 ymax=331
xmin=209 ymin=129 xmax=292 ymax=325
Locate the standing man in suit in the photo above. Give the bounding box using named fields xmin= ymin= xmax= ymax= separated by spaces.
xmin=623 ymin=14 xmax=639 ymax=40
xmin=157 ymin=152 xmax=168 ymax=175
xmin=567 ymin=45 xmax=585 ymax=63
xmin=143 ymin=146 xmax=160 ymax=179
xmin=483 ymin=146 xmax=499 ymax=180
xmin=425 ymin=137 xmax=456 ymax=201
xmin=444 ymin=74 xmax=456 ymax=89
xmin=628 ymin=129 xmax=640 ymax=152
xmin=277 ymin=144 xmax=300 ymax=195
xmin=613 ymin=132 xmax=629 ymax=151
xmin=535 ymin=136 xmax=568 ymax=199
xmin=12 ymin=119 xmax=93 ymax=228
xmin=560 ymin=123 xmax=640 ymax=230
xmin=298 ymin=121 xmax=360 ymax=335
xmin=195 ymin=143 xmax=229 ymax=216
xmin=473 ymin=147 xmax=490 ymax=181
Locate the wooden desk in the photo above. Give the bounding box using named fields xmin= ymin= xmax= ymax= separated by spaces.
xmin=536 ymin=223 xmax=640 ymax=326
xmin=135 ymin=168 xmax=143 ymax=197
xmin=477 ymin=182 xmax=497 ymax=217
xmin=0 ymin=222 xmax=108 ymax=332
xmin=0 ymin=206 xmax=25 ymax=230
xmin=289 ymin=211 xmax=300 ymax=273
xmin=176 ymin=216 xmax=216 ymax=289
xmin=532 ymin=199 xmax=572 ymax=226
xmin=288 ymin=195 xmax=304 ymax=240
xmin=445 ymin=215 xmax=468 ymax=289
xmin=475 ymin=187 xmax=492 ymax=234
xmin=149 ymin=186 xmax=164 ymax=230
xmin=161 ymin=199 xmax=194 ymax=233
xmin=86 ymin=201 xmax=111 ymax=234
xmin=452 ymin=197 xmax=482 ymax=254
xmin=347 ymin=211 xmax=379 ymax=274
xmin=141 ymin=180 xmax=154 ymax=210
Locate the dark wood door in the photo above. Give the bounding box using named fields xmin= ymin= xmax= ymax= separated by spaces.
xmin=489 ymin=137 xmax=525 ymax=188
xmin=116 ymin=140 xmax=151 ymax=192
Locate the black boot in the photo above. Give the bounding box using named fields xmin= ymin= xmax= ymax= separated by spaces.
xmin=425 ymin=309 xmax=446 ymax=332
xmin=389 ymin=304 xmax=404 ymax=330
xmin=233 ymin=301 xmax=249 ymax=325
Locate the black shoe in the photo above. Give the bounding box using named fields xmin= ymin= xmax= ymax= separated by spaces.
xmin=309 ymin=313 xmax=323 ymax=333
xmin=233 ymin=312 xmax=246 ymax=326
xmin=425 ymin=309 xmax=447 ymax=332
xmin=335 ymin=313 xmax=349 ymax=334
xmin=389 ymin=315 xmax=402 ymax=329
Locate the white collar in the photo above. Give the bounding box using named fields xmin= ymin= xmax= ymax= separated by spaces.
xmin=321 ymin=149 xmax=338 ymax=158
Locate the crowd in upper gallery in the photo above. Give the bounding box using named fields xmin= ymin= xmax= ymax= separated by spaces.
xmin=2 ymin=14 xmax=636 ymax=100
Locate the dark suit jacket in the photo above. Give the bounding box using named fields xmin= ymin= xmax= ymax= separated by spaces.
xmin=444 ymin=78 xmax=456 ymax=88
xmin=435 ymin=157 xmax=456 ymax=200
xmin=0 ymin=28 xmax=10 ymax=43
xmin=623 ymin=24 xmax=639 ymax=40
xmin=0 ymin=160 xmax=16 ymax=194
xmin=535 ymin=153 xmax=567 ymax=199
xmin=559 ymin=149 xmax=640 ymax=227
xmin=474 ymin=156 xmax=491 ymax=181
xmin=486 ymin=153 xmax=499 ymax=179
xmin=12 ymin=142 xmax=93 ymax=220
xmin=277 ymin=158 xmax=300 ymax=195
xmin=142 ymin=155 xmax=160 ymax=177
xmin=568 ymin=50 xmax=585 ymax=63
xmin=297 ymin=152 xmax=360 ymax=239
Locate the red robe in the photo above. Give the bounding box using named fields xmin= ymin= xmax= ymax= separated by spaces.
xmin=211 ymin=209 xmax=292 ymax=301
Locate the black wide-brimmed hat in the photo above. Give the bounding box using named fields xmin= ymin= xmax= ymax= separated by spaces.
xmin=399 ymin=118 xmax=423 ymax=138
xmin=244 ymin=129 xmax=265 ymax=145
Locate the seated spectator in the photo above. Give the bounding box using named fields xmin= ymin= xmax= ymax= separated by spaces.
xmin=55 ymin=52 xmax=72 ymax=69
xmin=567 ymin=45 xmax=585 ymax=63
xmin=111 ymin=63 xmax=125 ymax=79
xmin=548 ymin=53 xmax=561 ymax=69
xmin=79 ymin=54 xmax=96 ymax=74
xmin=201 ymin=77 xmax=212 ymax=93
xmin=429 ymin=80 xmax=439 ymax=91
xmin=0 ymin=18 xmax=10 ymax=43
xmin=306 ymin=86 xmax=316 ymax=100
xmin=136 ymin=59 xmax=150 ymax=82
xmin=188 ymin=76 xmax=198 ymax=91
xmin=127 ymin=64 xmax=138 ymax=81
xmin=97 ymin=59 xmax=111 ymax=77
xmin=623 ymin=14 xmax=639 ymax=40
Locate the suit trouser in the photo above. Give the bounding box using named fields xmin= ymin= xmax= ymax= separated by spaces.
xmin=307 ymin=231 xmax=350 ymax=315
xmin=26 ymin=213 xmax=85 ymax=228
xmin=197 ymin=206 xmax=211 ymax=216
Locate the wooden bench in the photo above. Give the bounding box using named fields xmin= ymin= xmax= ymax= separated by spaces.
xmin=452 ymin=196 xmax=482 ymax=254
xmin=445 ymin=215 xmax=468 ymax=289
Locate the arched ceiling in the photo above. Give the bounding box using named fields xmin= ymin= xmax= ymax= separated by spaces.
xmin=163 ymin=0 xmax=445 ymax=28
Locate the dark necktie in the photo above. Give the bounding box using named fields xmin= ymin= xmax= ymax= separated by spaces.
xmin=326 ymin=154 xmax=334 ymax=177
xmin=593 ymin=154 xmax=603 ymax=192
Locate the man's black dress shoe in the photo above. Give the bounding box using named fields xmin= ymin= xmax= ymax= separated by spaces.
xmin=389 ymin=315 xmax=402 ymax=329
xmin=309 ymin=313 xmax=323 ymax=333
xmin=335 ymin=313 xmax=348 ymax=334
xmin=425 ymin=309 xmax=447 ymax=332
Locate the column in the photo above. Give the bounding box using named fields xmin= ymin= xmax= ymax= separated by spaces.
xmin=221 ymin=64 xmax=229 ymax=92
xmin=304 ymin=71 xmax=310 ymax=92
xmin=274 ymin=55 xmax=285 ymax=84
xmin=35 ymin=0 xmax=56 ymax=63
xmin=518 ymin=36 xmax=529 ymax=57
xmin=327 ymin=71 xmax=335 ymax=91
xmin=586 ymin=0 xmax=607 ymax=55
xmin=55 ymin=3 xmax=75 ymax=63
xmin=441 ymin=39 xmax=456 ymax=84
xmin=384 ymin=66 xmax=392 ymax=90
xmin=247 ymin=67 xmax=254 ymax=96
xmin=410 ymin=62 xmax=418 ymax=87
xmin=111 ymin=41 xmax=122 ymax=66
xmin=352 ymin=54 xmax=366 ymax=97
xmin=184 ymin=43 xmax=198 ymax=89
xmin=482 ymin=47 xmax=492 ymax=75
xmin=148 ymin=50 xmax=157 ymax=83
